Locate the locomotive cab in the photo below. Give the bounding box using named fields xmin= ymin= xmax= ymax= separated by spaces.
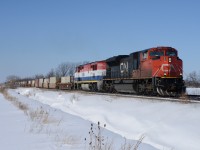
xmin=150 ymin=47 xmax=182 ymax=77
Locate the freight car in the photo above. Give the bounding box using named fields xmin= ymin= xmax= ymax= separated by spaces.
xmin=49 ymin=77 xmax=60 ymax=89
xmin=43 ymin=78 xmax=49 ymax=88
xmin=58 ymin=76 xmax=74 ymax=90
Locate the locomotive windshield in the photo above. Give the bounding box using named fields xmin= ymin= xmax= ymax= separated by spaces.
xmin=150 ymin=51 xmax=164 ymax=56
xmin=166 ymin=50 xmax=177 ymax=56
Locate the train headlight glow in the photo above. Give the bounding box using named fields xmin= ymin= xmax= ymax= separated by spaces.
xmin=169 ymin=58 xmax=172 ymax=62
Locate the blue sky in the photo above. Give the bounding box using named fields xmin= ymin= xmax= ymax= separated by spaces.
xmin=0 ymin=0 xmax=200 ymax=82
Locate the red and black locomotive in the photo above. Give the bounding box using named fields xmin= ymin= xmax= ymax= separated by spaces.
xmin=102 ymin=46 xmax=185 ymax=96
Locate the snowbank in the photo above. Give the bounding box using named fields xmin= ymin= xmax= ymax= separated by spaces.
xmin=9 ymin=88 xmax=200 ymax=150
xmin=186 ymin=87 xmax=200 ymax=95
xmin=1 ymin=89 xmax=156 ymax=150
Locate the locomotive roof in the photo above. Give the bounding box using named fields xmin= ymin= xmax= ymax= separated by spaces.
xmin=106 ymin=55 xmax=129 ymax=63
xmin=148 ymin=46 xmax=176 ymax=51
xmin=129 ymin=49 xmax=149 ymax=55
xmin=77 ymin=47 xmax=176 ymax=68
xmin=76 ymin=60 xmax=106 ymax=68
xmin=129 ymin=46 xmax=176 ymax=55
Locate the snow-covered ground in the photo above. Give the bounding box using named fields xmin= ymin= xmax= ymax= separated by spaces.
xmin=1 ymin=88 xmax=200 ymax=150
xmin=0 ymin=89 xmax=156 ymax=150
xmin=186 ymin=87 xmax=200 ymax=95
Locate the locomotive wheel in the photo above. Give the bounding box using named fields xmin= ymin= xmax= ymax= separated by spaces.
xmin=160 ymin=88 xmax=165 ymax=96
xmin=170 ymin=92 xmax=177 ymax=97
xmin=156 ymin=87 xmax=162 ymax=96
xmin=157 ymin=87 xmax=171 ymax=97
xmin=162 ymin=89 xmax=170 ymax=96
xmin=165 ymin=91 xmax=170 ymax=96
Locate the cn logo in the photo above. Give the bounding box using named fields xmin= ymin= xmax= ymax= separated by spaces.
xmin=120 ymin=62 xmax=129 ymax=73
xmin=161 ymin=64 xmax=175 ymax=72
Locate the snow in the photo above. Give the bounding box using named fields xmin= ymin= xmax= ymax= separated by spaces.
xmin=0 ymin=89 xmax=156 ymax=150
xmin=1 ymin=87 xmax=200 ymax=150
xmin=0 ymin=94 xmax=54 ymax=150
xmin=186 ymin=87 xmax=200 ymax=95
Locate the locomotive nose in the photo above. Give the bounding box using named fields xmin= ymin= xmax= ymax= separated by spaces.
xmin=161 ymin=56 xmax=182 ymax=77
xmin=161 ymin=63 xmax=174 ymax=77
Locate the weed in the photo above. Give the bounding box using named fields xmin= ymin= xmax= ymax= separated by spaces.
xmin=180 ymin=93 xmax=190 ymax=104
xmin=85 ymin=121 xmax=113 ymax=150
xmin=28 ymin=106 xmax=49 ymax=124
xmin=70 ymin=94 xmax=79 ymax=103
xmin=85 ymin=121 xmax=145 ymax=150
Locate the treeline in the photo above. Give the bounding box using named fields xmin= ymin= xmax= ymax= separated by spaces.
xmin=185 ymin=71 xmax=200 ymax=87
xmin=5 ymin=61 xmax=88 ymax=83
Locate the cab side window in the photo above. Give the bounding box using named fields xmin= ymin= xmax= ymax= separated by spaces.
xmin=143 ymin=52 xmax=148 ymax=59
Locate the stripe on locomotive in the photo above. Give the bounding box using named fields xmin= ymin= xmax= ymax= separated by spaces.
xmin=75 ymin=70 xmax=106 ymax=79
xmin=74 ymin=76 xmax=104 ymax=82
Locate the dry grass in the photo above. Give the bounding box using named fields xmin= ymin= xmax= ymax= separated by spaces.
xmin=133 ymin=135 xmax=145 ymax=150
xmin=70 ymin=94 xmax=80 ymax=103
xmin=120 ymin=134 xmax=145 ymax=150
xmin=29 ymin=106 xmax=49 ymax=123
xmin=0 ymin=87 xmax=29 ymax=114
xmin=0 ymin=87 xmax=16 ymax=101
xmin=27 ymin=106 xmax=61 ymax=133
xmin=55 ymin=134 xmax=79 ymax=145
xmin=85 ymin=122 xmax=144 ymax=150
xmin=85 ymin=122 xmax=113 ymax=150
xmin=1 ymin=88 xmax=145 ymax=149
xmin=179 ymin=93 xmax=190 ymax=104
xmin=0 ymin=87 xmax=79 ymax=148
xmin=0 ymin=88 xmax=54 ymax=131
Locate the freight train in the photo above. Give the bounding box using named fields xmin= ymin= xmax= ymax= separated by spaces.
xmin=18 ymin=46 xmax=185 ymax=96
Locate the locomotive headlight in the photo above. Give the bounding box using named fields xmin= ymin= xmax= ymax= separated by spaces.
xmin=164 ymin=72 xmax=167 ymax=76
xmin=180 ymin=73 xmax=182 ymax=76
xmin=169 ymin=57 xmax=172 ymax=62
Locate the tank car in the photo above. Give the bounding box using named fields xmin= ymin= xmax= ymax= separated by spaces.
xmin=103 ymin=47 xmax=185 ymax=96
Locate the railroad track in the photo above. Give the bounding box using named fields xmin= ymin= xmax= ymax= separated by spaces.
xmin=69 ymin=90 xmax=200 ymax=103
xmin=20 ymin=87 xmax=200 ymax=104
xmin=91 ymin=92 xmax=200 ymax=103
xmin=186 ymin=95 xmax=200 ymax=101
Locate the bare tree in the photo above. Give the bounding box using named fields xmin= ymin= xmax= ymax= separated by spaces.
xmin=56 ymin=62 xmax=70 ymax=77
xmin=185 ymin=71 xmax=200 ymax=87
xmin=56 ymin=61 xmax=90 ymax=77
xmin=35 ymin=74 xmax=44 ymax=79
xmin=6 ymin=75 xmax=20 ymax=82
xmin=46 ymin=68 xmax=56 ymax=78
xmin=5 ymin=75 xmax=21 ymax=88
